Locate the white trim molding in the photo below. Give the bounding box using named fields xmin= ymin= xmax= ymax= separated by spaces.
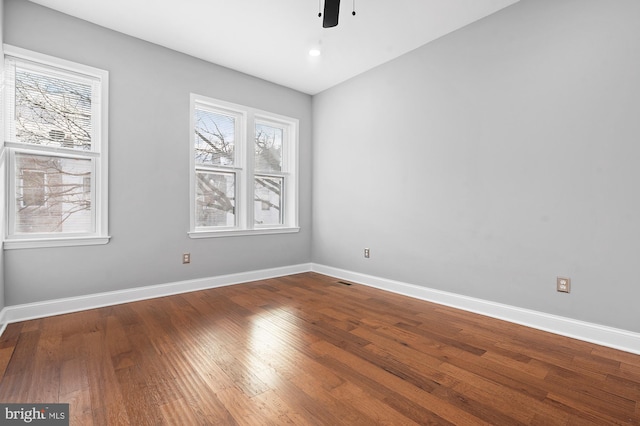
xmin=311 ymin=264 xmax=640 ymax=355
xmin=3 ymin=236 xmax=111 ymax=250
xmin=0 ymin=263 xmax=312 ymax=326
xmin=1 ymin=263 xmax=638 ymax=355
xmin=0 ymin=313 xmax=7 ymax=339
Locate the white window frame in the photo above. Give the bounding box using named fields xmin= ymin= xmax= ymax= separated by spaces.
xmin=189 ymin=94 xmax=299 ymax=238
xmin=3 ymin=45 xmax=110 ymax=249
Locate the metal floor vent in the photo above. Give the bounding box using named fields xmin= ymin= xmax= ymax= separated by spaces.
xmin=337 ymin=280 xmax=353 ymax=286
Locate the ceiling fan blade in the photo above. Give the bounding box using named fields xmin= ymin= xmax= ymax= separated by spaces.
xmin=323 ymin=0 xmax=341 ymax=28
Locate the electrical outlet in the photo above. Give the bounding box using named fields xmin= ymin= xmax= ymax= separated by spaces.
xmin=183 ymin=253 xmax=191 ymax=264
xmin=364 ymin=248 xmax=370 ymax=258
xmin=557 ymin=277 xmax=570 ymax=293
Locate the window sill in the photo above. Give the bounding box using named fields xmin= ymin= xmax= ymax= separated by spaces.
xmin=188 ymin=227 xmax=300 ymax=239
xmin=3 ymin=236 xmax=111 ymax=250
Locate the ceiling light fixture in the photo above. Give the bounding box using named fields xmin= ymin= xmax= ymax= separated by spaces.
xmin=318 ymin=0 xmax=356 ymax=28
xmin=309 ymin=48 xmax=321 ymax=57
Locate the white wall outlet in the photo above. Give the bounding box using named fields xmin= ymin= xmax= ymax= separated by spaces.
xmin=557 ymin=277 xmax=570 ymax=293
xmin=183 ymin=253 xmax=191 ymax=264
xmin=364 ymin=248 xmax=370 ymax=258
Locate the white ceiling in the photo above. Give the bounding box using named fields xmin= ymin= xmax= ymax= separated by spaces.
xmin=28 ymin=0 xmax=519 ymax=95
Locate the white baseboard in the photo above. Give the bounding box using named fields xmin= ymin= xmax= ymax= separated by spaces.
xmin=311 ymin=264 xmax=640 ymax=355
xmin=0 ymin=263 xmax=312 ymax=326
xmin=1 ymin=262 xmax=638 ymax=355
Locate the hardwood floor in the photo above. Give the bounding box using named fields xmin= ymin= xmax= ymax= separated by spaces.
xmin=0 ymin=272 xmax=639 ymax=425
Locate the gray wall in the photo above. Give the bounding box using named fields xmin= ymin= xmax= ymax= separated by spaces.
xmin=312 ymin=0 xmax=640 ymax=332
xmin=4 ymin=0 xmax=312 ymax=305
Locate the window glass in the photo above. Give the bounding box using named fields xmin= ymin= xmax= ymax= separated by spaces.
xmin=14 ymin=65 xmax=94 ymax=150
xmin=254 ymin=176 xmax=283 ymax=225
xmin=255 ymin=122 xmax=282 ymax=172
xmin=194 ymin=108 xmax=235 ymax=166
xmin=196 ymin=171 xmax=235 ymax=227
xmin=14 ymin=152 xmax=93 ymax=234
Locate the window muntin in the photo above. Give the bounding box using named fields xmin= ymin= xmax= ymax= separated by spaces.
xmin=3 ymin=46 xmax=109 ymax=248
xmin=190 ymin=94 xmax=298 ymax=237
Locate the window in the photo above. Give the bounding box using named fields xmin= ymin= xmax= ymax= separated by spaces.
xmin=3 ymin=46 xmax=109 ymax=248
xmin=189 ymin=94 xmax=298 ymax=237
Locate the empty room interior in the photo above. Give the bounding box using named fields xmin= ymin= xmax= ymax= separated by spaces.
xmin=1 ymin=0 xmax=640 ymax=424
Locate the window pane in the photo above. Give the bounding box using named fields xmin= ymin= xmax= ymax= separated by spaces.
xmin=255 ymin=123 xmax=283 ymax=172
xmin=254 ymin=175 xmax=283 ymax=225
xmin=195 ymin=108 xmax=235 ymax=166
xmin=14 ymin=153 xmax=93 ymax=234
xmin=15 ymin=66 xmax=93 ymax=150
xmin=21 ymin=170 xmax=46 ymax=207
xmin=196 ymin=171 xmax=235 ymax=227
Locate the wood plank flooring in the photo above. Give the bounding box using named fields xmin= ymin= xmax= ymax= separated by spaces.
xmin=0 ymin=272 xmax=639 ymax=425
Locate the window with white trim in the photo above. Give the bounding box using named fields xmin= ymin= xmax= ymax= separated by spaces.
xmin=3 ymin=46 xmax=109 ymax=249
xmin=189 ymin=94 xmax=298 ymax=237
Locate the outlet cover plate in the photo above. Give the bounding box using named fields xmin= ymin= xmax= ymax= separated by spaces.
xmin=557 ymin=277 xmax=571 ymax=293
